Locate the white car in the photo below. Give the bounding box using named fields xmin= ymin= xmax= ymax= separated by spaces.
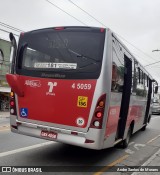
xmin=151 ymin=99 xmax=160 ymax=114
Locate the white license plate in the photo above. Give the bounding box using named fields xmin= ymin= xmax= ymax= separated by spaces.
xmin=41 ymin=130 xmax=57 ymax=139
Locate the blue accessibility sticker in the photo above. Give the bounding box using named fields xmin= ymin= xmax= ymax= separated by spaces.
xmin=20 ymin=108 xmax=28 ymax=118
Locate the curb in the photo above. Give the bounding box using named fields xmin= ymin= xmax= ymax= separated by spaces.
xmin=0 ymin=116 xmax=10 ymax=118
xmin=131 ymin=149 xmax=160 ymax=175
xmin=0 ymin=113 xmax=10 ymax=118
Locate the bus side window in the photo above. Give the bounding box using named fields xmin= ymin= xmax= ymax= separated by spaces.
xmin=136 ymin=68 xmax=147 ymax=97
xmin=132 ymin=59 xmax=137 ymax=93
xmin=112 ymin=63 xmax=117 ymax=90
xmin=111 ymin=48 xmax=124 ymax=92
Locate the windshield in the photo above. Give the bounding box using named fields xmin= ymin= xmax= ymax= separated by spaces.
xmin=16 ymin=27 xmax=105 ymax=79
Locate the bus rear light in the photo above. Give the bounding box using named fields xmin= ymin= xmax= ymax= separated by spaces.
xmin=85 ymin=139 xmax=95 ymax=143
xmin=94 ymin=121 xmax=100 ymax=127
xmin=10 ymin=101 xmax=15 ymax=106
xmin=16 ymin=122 xmax=21 ymax=126
xmin=100 ymin=28 xmax=105 ymax=32
xmin=10 ymin=108 xmax=15 ymax=114
xmin=96 ymin=112 xmax=103 ymax=118
xmin=10 ymin=90 xmax=17 ymax=115
xmin=71 ymin=131 xmax=78 ymax=135
xmin=89 ymin=94 xmax=106 ymax=129
xmin=11 ymin=125 xmax=18 ymax=130
xmin=54 ymin=27 xmax=64 ymax=30
xmin=10 ymin=92 xmax=14 ymax=98
xmin=98 ymin=101 xmax=105 ymax=108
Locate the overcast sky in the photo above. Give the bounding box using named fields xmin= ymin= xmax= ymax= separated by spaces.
xmin=0 ymin=0 xmax=160 ymax=83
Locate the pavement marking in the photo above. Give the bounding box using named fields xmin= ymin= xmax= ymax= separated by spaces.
xmin=129 ymin=142 xmax=135 ymax=146
xmin=0 ymin=125 xmax=10 ymax=128
xmin=133 ymin=144 xmax=145 ymax=150
xmin=0 ymin=141 xmax=54 ymax=157
xmin=0 ymin=125 xmax=10 ymax=132
xmin=93 ymin=154 xmax=129 ymax=175
xmin=0 ymin=128 xmax=10 ymax=132
xmin=147 ymin=135 xmax=160 ymax=144
xmin=125 ymin=149 xmax=135 ymax=154
xmin=125 ymin=144 xmax=146 ymax=155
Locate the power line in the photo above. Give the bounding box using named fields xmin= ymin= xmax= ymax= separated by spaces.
xmin=115 ymin=33 xmax=158 ymax=62
xmin=144 ymin=60 xmax=160 ymax=67
xmin=0 ymin=23 xmax=21 ymax=33
xmin=0 ymin=28 xmax=19 ymax=37
xmin=132 ymin=52 xmax=153 ymax=64
xmin=67 ymin=1 xmax=158 ymax=64
xmin=68 ymin=0 xmax=106 ymax=27
xmin=0 ymin=21 xmax=24 ymax=33
xmin=45 ymin=0 xmax=87 ymax=26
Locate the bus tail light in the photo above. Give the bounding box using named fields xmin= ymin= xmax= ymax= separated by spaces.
xmin=54 ymin=27 xmax=64 ymax=30
xmin=85 ymin=139 xmax=95 ymax=143
xmin=10 ymin=90 xmax=17 ymax=115
xmin=100 ymin=28 xmax=105 ymax=33
xmin=10 ymin=100 xmax=15 ymax=107
xmin=96 ymin=111 xmax=103 ymax=118
xmin=90 ymin=94 xmax=106 ymax=129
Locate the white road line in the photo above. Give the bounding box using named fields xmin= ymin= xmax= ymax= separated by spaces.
xmin=0 ymin=141 xmax=54 ymax=158
xmin=129 ymin=142 xmax=135 ymax=146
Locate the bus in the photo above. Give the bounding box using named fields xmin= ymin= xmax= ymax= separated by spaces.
xmin=6 ymin=26 xmax=158 ymax=150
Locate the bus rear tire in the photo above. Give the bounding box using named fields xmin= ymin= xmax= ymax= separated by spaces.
xmin=141 ymin=125 xmax=147 ymax=131
xmin=122 ymin=126 xmax=132 ymax=149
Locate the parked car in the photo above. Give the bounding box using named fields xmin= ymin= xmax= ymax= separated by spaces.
xmin=151 ymin=99 xmax=160 ymax=114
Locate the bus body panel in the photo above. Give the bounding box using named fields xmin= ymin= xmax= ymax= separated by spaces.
xmin=127 ymin=96 xmax=147 ymax=133
xmin=14 ymin=75 xmax=96 ymax=131
xmin=10 ymin=114 xmax=104 ymax=150
xmin=105 ymin=93 xmax=122 ymax=137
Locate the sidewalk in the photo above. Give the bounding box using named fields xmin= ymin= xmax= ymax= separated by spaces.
xmin=131 ymin=148 xmax=160 ymax=175
xmin=0 ymin=111 xmax=10 ymax=118
xmin=116 ymin=134 xmax=160 ymax=175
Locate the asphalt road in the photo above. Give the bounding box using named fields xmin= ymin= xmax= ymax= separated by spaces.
xmin=0 ymin=115 xmax=160 ymax=174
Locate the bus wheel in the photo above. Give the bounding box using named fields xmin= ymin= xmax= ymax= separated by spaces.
xmin=122 ymin=126 xmax=132 ymax=149
xmin=141 ymin=125 xmax=147 ymax=131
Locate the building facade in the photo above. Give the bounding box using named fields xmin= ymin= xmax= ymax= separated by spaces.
xmin=0 ymin=38 xmax=11 ymax=111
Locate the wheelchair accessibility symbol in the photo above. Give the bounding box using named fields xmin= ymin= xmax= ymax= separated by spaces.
xmin=20 ymin=108 xmax=28 ymax=118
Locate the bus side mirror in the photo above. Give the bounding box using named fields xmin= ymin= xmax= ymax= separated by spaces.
xmin=0 ymin=49 xmax=4 ymax=64
xmin=9 ymin=33 xmax=18 ymax=74
xmin=155 ymin=86 xmax=158 ymax=94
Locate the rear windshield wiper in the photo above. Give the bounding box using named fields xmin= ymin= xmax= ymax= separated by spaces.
xmin=68 ymin=49 xmax=99 ymax=62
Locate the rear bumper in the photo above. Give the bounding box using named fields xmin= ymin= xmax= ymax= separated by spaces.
xmin=10 ymin=115 xmax=104 ymax=150
xmin=151 ymin=108 xmax=160 ymax=114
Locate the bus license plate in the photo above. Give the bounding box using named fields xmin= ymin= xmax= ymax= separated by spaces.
xmin=41 ymin=130 xmax=57 ymax=139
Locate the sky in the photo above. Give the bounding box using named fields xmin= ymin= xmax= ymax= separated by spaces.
xmin=0 ymin=0 xmax=160 ymax=84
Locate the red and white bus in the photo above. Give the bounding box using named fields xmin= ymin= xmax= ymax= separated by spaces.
xmin=6 ymin=26 xmax=158 ymax=150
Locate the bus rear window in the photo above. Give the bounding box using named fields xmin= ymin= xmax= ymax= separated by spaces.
xmin=16 ymin=27 xmax=105 ymax=79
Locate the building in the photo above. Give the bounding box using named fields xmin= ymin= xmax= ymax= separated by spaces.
xmin=0 ymin=38 xmax=11 ymax=111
